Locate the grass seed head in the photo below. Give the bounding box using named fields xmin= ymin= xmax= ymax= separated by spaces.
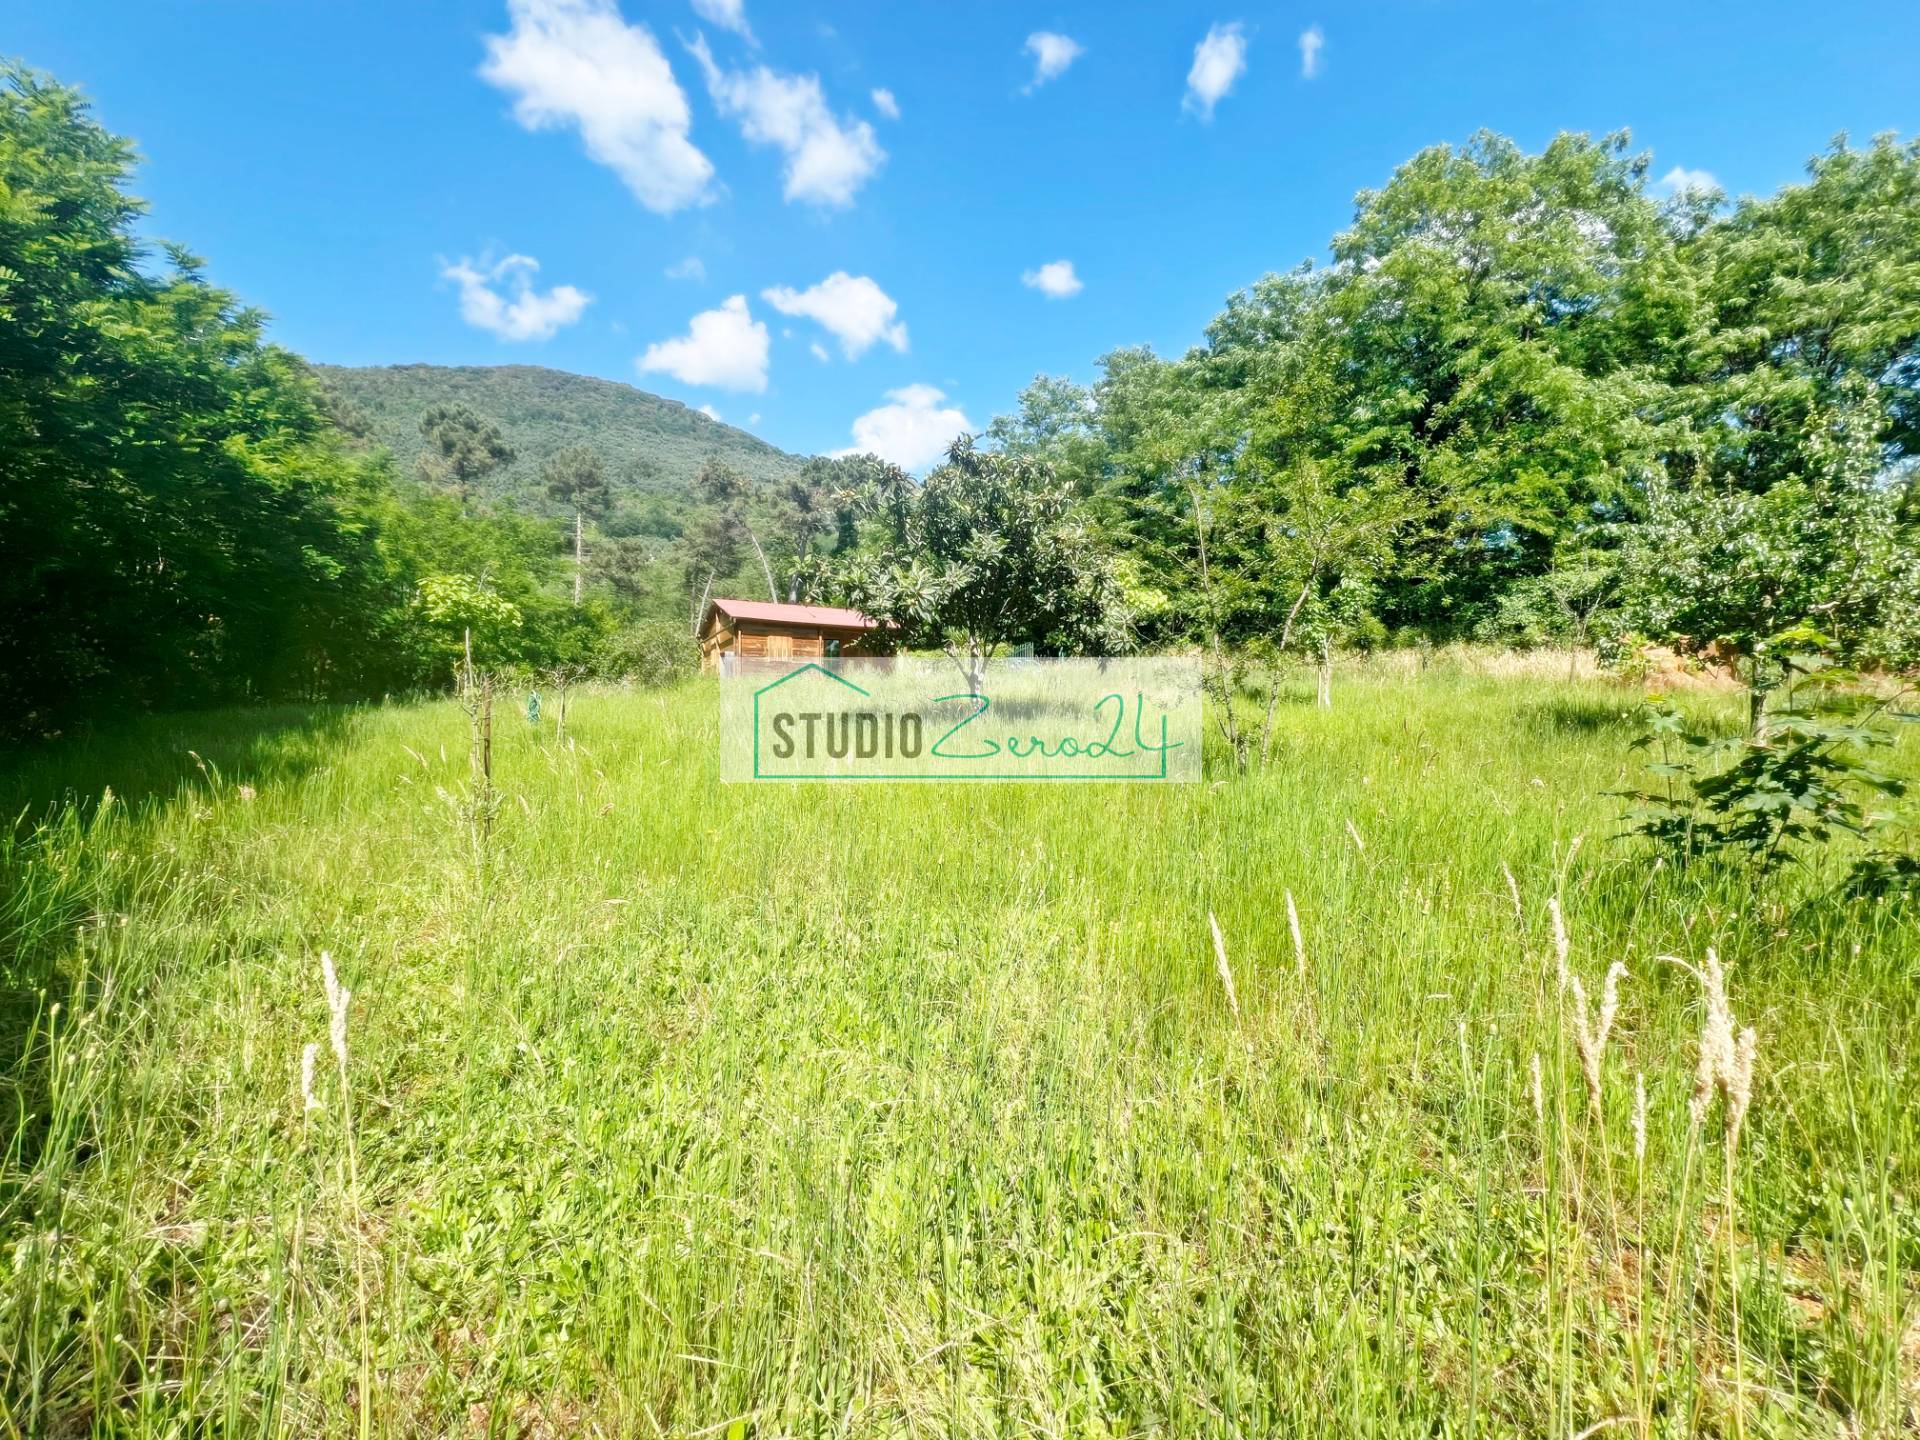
xmin=301 ymin=1042 xmax=323 ymax=1113
xmin=1686 ymin=948 xmax=1758 ymax=1154
xmin=1207 ymin=912 xmax=1240 ymax=1021
xmin=320 ymin=950 xmax=351 ymax=1069
xmin=1728 ymin=1026 xmax=1757 ymax=1152
xmin=1557 ymin=906 xmax=1625 ymax=1112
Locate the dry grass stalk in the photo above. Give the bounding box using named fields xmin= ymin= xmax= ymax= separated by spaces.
xmin=1568 ymin=961 xmax=1628 ymax=1113
xmin=1285 ymin=891 xmax=1306 ymax=977
xmin=1632 ymin=1073 xmax=1647 ymax=1165
xmin=1502 ymin=862 xmax=1523 ymax=925
xmin=320 ymin=950 xmax=351 ymax=1069
xmin=300 ymin=1042 xmax=322 ymax=1114
xmin=1683 ymin=948 xmax=1757 ymax=1152
xmin=1548 ymin=896 xmax=1571 ymax=990
xmin=1548 ymin=900 xmax=1625 ymax=1112
xmin=1344 ymin=819 xmax=1366 ymax=854
xmin=1528 ymin=1052 xmax=1545 ymax=1127
xmin=1207 ymin=912 xmax=1240 ymax=1021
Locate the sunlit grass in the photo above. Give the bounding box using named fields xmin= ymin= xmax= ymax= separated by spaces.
xmin=1 ymin=660 xmax=1914 ymax=1436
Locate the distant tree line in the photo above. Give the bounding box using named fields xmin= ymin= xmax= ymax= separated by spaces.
xmin=4 ymin=59 xmax=1916 ymax=744
xmin=969 ymin=130 xmax=1919 ymax=689
xmin=0 ymin=65 xmax=642 ymax=739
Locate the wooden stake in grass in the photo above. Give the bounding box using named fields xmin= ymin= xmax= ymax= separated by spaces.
xmin=1207 ymin=911 xmax=1240 ymax=1022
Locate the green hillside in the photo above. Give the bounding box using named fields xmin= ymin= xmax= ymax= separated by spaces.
xmin=316 ymin=363 xmax=805 ymax=514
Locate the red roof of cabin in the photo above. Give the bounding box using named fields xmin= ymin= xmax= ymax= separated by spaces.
xmin=706 ymin=597 xmax=886 ymax=630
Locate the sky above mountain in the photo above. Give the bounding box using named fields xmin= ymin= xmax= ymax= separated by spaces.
xmin=14 ymin=0 xmax=1917 ymax=468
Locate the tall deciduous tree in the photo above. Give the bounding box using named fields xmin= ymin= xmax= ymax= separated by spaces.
xmin=827 ymin=438 xmax=1130 ymax=687
xmin=0 ymin=64 xmax=390 ymax=733
xmin=1683 ymin=135 xmax=1920 ymax=495
xmin=1621 ymin=380 xmax=1920 ymax=727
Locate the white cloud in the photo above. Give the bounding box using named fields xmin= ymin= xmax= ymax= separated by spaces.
xmin=1021 ymin=259 xmax=1083 ymax=299
xmin=688 ymin=34 xmax=884 ymax=206
xmin=665 ymin=255 xmax=706 ymax=281
xmin=1298 ymin=25 xmax=1323 ymax=79
xmin=871 ymin=87 xmax=899 ymax=120
xmin=748 ymin=412 xmax=761 ymax=424
xmin=638 ymin=294 xmax=769 ymax=391
xmin=441 ymin=253 xmax=591 ymax=341
xmin=690 ymin=0 xmax=752 ymax=43
xmin=698 ymin=402 xmax=722 ymax=420
xmin=481 ymin=0 xmax=713 ymax=214
xmin=1023 ymin=32 xmax=1083 ymax=92
xmin=836 ymin=384 xmax=972 ymax=471
xmin=1185 ymin=22 xmax=1247 ymax=118
xmin=809 ymin=341 xmax=830 ymax=362
xmin=1659 ymin=165 xmax=1720 ymax=198
xmin=761 ymin=272 xmax=907 ymax=358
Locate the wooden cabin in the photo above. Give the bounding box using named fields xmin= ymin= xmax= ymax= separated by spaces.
xmin=698 ymin=597 xmax=893 ymax=673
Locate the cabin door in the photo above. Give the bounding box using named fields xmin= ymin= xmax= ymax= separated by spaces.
xmin=765 ymin=633 xmax=794 ymax=659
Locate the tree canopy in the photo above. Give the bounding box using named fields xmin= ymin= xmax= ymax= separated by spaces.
xmin=5 ymin=53 xmax=1916 ymax=741
xmin=984 ymin=129 xmax=1920 ymax=669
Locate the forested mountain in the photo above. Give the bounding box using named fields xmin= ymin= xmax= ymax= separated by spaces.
xmin=316 ymin=364 xmax=803 ymax=515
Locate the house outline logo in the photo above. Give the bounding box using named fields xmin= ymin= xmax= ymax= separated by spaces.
xmin=751 ymin=663 xmax=871 ymax=779
xmin=740 ymin=659 xmax=1191 ymax=783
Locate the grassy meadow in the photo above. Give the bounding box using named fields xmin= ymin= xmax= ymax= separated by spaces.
xmin=1 ymin=657 xmax=1914 ymax=1437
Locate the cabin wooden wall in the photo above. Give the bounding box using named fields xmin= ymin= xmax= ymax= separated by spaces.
xmin=702 ymin=617 xmax=892 ymax=670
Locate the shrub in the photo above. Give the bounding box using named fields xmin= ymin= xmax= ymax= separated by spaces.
xmin=599 ymin=621 xmax=698 ymax=687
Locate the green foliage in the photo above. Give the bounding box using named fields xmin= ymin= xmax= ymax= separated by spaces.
xmin=597 ymin=619 xmax=698 ymax=687
xmin=8 ymin=46 xmax=1918 ymax=747
xmin=413 ymin=573 xmax=522 ymax=670
xmin=1475 ymin=555 xmax=1618 ymax=650
xmin=826 ymin=438 xmax=1130 ymax=667
xmin=1620 ymin=636 xmax=1911 ymax=875
xmin=1683 ymin=134 xmax=1920 ymax=491
xmin=1321 ymin=131 xmax=1684 ymax=622
xmin=0 ymin=63 xmax=396 ymax=734
xmin=989 ymin=130 xmax=1920 ymax=662
xmin=541 ymin=443 xmax=610 ymax=520
xmin=1619 ymin=381 xmax=1920 ymax=671
xmin=0 ymin=66 xmax=624 ymax=734
xmin=418 ymin=403 xmax=513 ymax=509
xmin=1 ymin=675 xmax=1913 ymax=1433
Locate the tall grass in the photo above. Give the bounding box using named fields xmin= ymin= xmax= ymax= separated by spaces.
xmin=0 ymin=663 xmax=1913 ymax=1435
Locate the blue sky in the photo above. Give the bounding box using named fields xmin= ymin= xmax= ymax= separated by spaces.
xmin=12 ymin=1 xmax=1918 ymax=467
